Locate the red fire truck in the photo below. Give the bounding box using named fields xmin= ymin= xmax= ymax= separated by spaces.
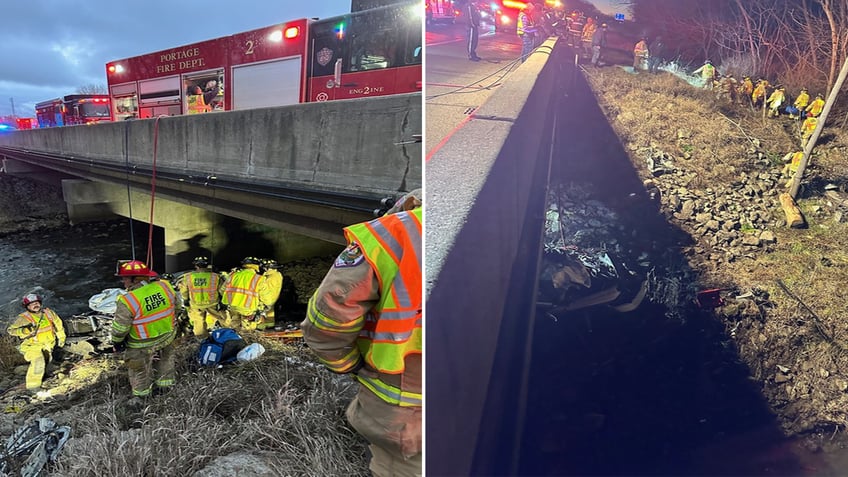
xmin=105 ymin=1 xmax=422 ymax=120
xmin=35 ymin=95 xmax=111 ymax=127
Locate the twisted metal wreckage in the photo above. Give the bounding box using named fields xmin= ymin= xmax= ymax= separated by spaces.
xmin=537 ymin=183 xmax=686 ymax=320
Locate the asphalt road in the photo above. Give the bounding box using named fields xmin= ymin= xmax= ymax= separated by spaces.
xmin=425 ymin=21 xmax=525 ymax=156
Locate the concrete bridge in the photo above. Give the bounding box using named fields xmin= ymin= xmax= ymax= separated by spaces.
xmin=0 ymin=93 xmax=421 ymax=270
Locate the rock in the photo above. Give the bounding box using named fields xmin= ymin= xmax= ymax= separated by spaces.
xmin=695 ymin=212 xmax=712 ymax=223
xmin=759 ymin=231 xmax=776 ymax=244
xmin=679 ymin=200 xmax=695 ymax=219
xmin=742 ymin=235 xmax=761 ymax=247
xmin=819 ymin=368 xmax=830 ymax=378
xmin=775 ymin=373 xmax=792 ymax=384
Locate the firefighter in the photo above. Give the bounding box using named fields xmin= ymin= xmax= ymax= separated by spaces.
xmin=302 ymin=188 xmax=422 ymax=477
xmin=180 ymin=256 xmax=223 ymax=338
xmin=738 ymin=76 xmax=754 ymax=103
xmin=257 ymin=258 xmax=283 ymax=330
xmin=766 ymin=86 xmax=786 ymax=117
xmin=692 ymin=59 xmax=715 ymax=88
xmin=633 ymin=37 xmax=649 ymax=71
xmin=186 ymin=85 xmax=210 ymax=114
xmin=590 ymin=23 xmax=608 ymax=67
xmin=801 ymin=115 xmax=818 ymax=148
xmin=460 ymin=0 xmax=482 ymax=61
xmin=806 ymin=93 xmax=825 ymax=118
xmin=752 ymin=78 xmax=769 ymax=106
xmin=221 ymin=257 xmax=272 ymax=331
xmin=717 ymin=73 xmax=738 ymax=103
xmin=567 ymin=11 xmax=583 ymax=47
xmin=581 ymin=17 xmax=596 ymax=57
xmin=7 ymin=294 xmax=66 ymax=392
xmin=111 ymin=260 xmax=180 ymax=399
xmin=788 ymin=88 xmax=809 ymax=119
xmin=648 ymin=35 xmax=665 ymax=74
xmin=517 ymin=3 xmax=538 ymax=63
xmin=781 ymin=151 xmax=805 ymax=187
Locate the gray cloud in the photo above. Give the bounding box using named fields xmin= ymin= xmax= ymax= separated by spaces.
xmin=1 ymin=0 xmax=347 ymax=116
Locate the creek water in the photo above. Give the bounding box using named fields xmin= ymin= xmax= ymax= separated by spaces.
xmin=0 ymin=220 xmax=143 ymax=325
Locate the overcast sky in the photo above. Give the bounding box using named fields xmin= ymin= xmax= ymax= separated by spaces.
xmin=0 ymin=1 xmax=349 ymax=117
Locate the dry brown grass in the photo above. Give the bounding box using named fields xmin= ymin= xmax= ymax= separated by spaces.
xmin=587 ymin=67 xmax=798 ymax=185
xmin=6 ymin=336 xmax=368 ymax=476
xmin=587 ymin=65 xmax=848 ymax=436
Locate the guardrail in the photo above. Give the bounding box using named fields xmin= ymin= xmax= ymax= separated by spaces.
xmin=425 ymin=37 xmax=565 ymax=475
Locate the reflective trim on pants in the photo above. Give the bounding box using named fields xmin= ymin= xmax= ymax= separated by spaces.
xmin=346 ymin=386 xmax=421 ymax=477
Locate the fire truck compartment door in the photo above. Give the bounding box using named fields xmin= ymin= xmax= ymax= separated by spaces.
xmin=139 ymin=76 xmax=181 ymax=104
xmin=232 ymin=57 xmax=302 ymax=110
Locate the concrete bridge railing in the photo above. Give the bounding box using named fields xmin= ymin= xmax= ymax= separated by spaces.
xmin=425 ymin=37 xmax=564 ymax=475
xmin=0 ymin=93 xmax=422 ymax=198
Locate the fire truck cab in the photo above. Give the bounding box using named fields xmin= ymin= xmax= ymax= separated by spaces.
xmin=35 ymin=95 xmax=111 ymax=127
xmin=105 ymin=1 xmax=422 ymax=119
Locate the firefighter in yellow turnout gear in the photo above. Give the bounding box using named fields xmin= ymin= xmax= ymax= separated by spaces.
xmin=221 ymin=257 xmax=273 ymax=330
xmin=111 ymin=260 xmax=181 ymax=398
xmin=692 ymin=59 xmax=715 ymax=88
xmin=801 ymin=116 xmax=818 ymax=148
xmin=781 ymin=151 xmax=805 ymax=187
xmin=806 ymin=93 xmax=825 ymax=118
xmin=790 ymin=88 xmax=810 ymax=119
xmin=179 ymin=256 xmax=223 ymax=338
xmin=257 ymin=259 xmax=283 ymax=330
xmin=766 ymin=86 xmax=786 ymax=117
xmin=7 ymin=294 xmax=66 ymax=392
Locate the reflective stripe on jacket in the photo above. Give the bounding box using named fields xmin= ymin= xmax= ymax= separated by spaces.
xmin=345 ymin=207 xmax=422 ymax=377
xmin=184 ymin=271 xmax=220 ymax=308
xmin=794 ymin=92 xmax=810 ymax=109
xmin=806 ymin=98 xmax=824 ymax=117
xmin=634 ymin=40 xmax=649 ymax=58
xmin=115 ymin=281 xmax=176 ymax=348
xmin=11 ymin=309 xmax=63 ymax=347
xmin=517 ymin=12 xmax=535 ymax=36
xmin=223 ymin=268 xmax=262 ymax=314
xmin=187 ymin=95 xmax=209 ymax=114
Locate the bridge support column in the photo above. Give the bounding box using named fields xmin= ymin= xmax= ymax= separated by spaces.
xmin=61 ymin=179 xmax=124 ymax=224
xmin=159 ymin=206 xmax=226 ymax=273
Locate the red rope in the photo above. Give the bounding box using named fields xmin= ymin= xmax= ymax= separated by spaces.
xmin=146 ymin=116 xmax=161 ymax=269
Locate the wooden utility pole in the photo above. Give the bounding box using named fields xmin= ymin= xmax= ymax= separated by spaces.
xmin=788 ymin=57 xmax=848 ymax=199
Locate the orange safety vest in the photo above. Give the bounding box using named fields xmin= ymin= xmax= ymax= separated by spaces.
xmin=187 ymin=94 xmax=209 ymax=114
xmin=223 ymin=268 xmax=262 ymax=313
xmin=787 ymin=152 xmax=804 ymax=173
xmin=345 ymin=208 xmax=422 ymax=373
xmin=117 ymin=281 xmax=177 ymax=345
xmin=19 ymin=310 xmax=59 ymax=345
xmin=807 ymin=98 xmax=825 ymax=117
xmin=634 ymin=40 xmax=649 ymax=58
xmin=344 ymin=207 xmax=422 ymax=407
xmin=802 ymin=117 xmax=818 ymax=136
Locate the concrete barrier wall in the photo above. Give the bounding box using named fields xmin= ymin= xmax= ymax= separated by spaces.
xmin=0 ymin=94 xmax=422 ymax=197
xmin=425 ymin=38 xmax=564 ymax=475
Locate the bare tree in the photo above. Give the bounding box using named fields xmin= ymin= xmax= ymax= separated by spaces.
xmin=76 ymin=84 xmax=107 ymax=95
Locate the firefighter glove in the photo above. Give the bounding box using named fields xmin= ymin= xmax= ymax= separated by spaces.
xmin=113 ymin=341 xmax=127 ymax=353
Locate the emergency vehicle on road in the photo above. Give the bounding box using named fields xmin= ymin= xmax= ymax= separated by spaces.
xmin=35 ymin=95 xmax=111 ymax=128
xmin=105 ymin=1 xmax=422 ymax=120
